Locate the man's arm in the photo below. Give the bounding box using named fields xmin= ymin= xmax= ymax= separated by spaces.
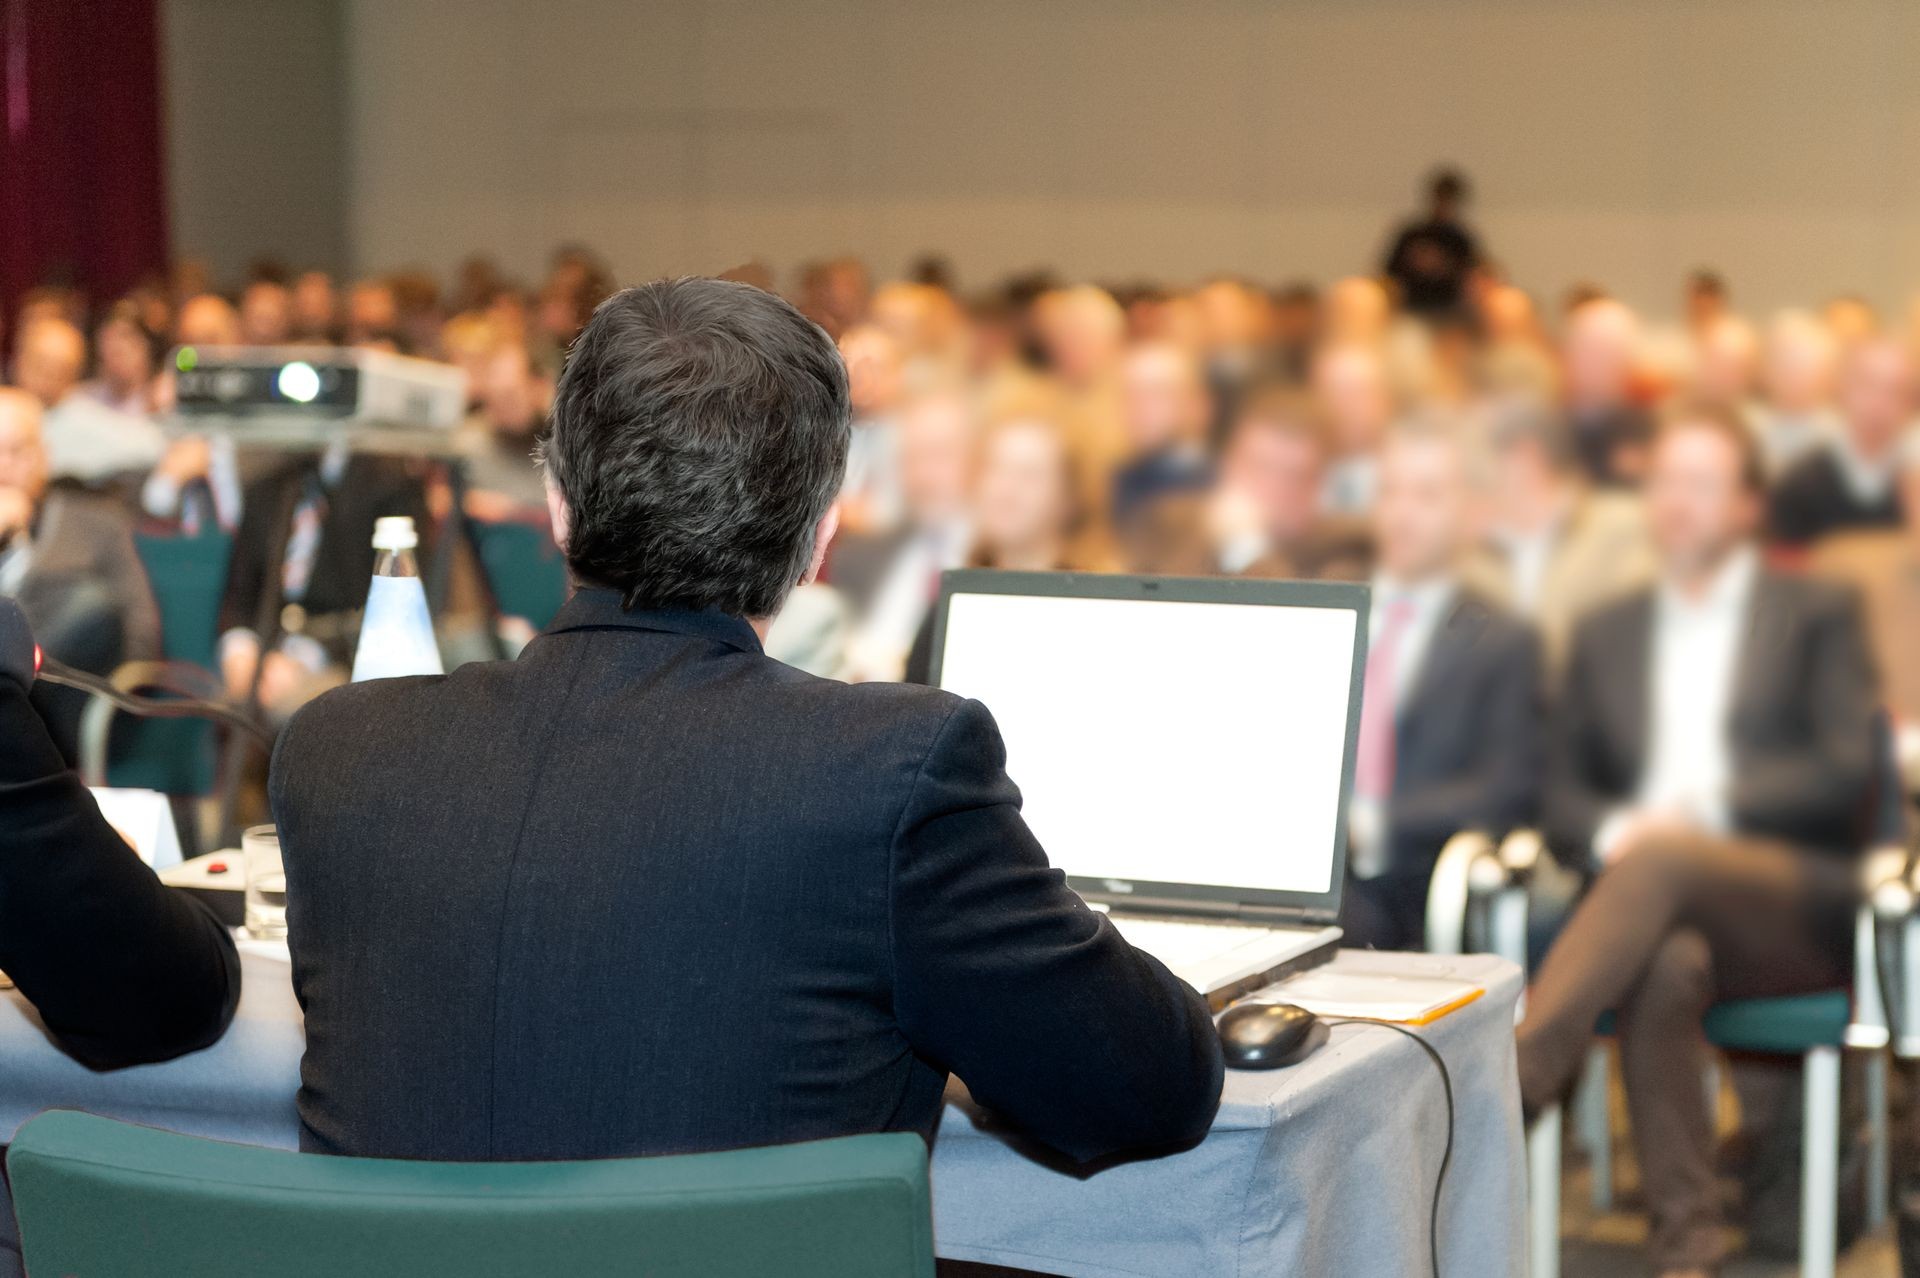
xmin=1542 ymin=621 xmax=1616 ymax=869
xmin=1729 ymin=586 xmax=1878 ymax=846
xmin=0 ymin=679 xmax=240 ymax=1068
xmin=888 ymin=697 xmax=1225 ymax=1164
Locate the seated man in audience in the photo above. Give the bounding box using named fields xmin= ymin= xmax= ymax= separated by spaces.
xmin=1109 ymin=340 xmax=1213 ymax=531
xmin=13 ymin=316 xmax=165 ymax=488
xmin=1313 ymin=342 xmax=1395 ymax=516
xmin=835 ymin=324 xmax=908 ymax=535
xmin=1516 ymin=405 xmax=1878 ymax=1278
xmin=1752 ymin=310 xmax=1841 ymax=475
xmin=271 ymin=278 xmax=1224 ymax=1164
xmin=1129 ymin=386 xmax=1370 ymax=580
xmin=218 ymin=440 xmax=430 ymax=720
xmin=0 ymin=597 xmax=241 ymax=1278
xmin=1560 ymin=297 xmax=1655 ymax=487
xmin=1813 ymin=431 xmax=1920 ymax=778
xmin=1462 ymin=402 xmax=1656 ymax=673
xmin=0 ymin=389 xmax=161 ymax=757
xmin=1770 ymin=336 xmax=1911 ymax=550
xmin=457 ymin=340 xmax=552 ymax=520
xmin=831 ymin=391 xmax=976 ymax=682
xmin=1341 ymin=424 xmax=1542 ymax=950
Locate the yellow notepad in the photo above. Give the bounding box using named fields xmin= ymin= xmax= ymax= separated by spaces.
xmin=1266 ymin=969 xmax=1484 ymax=1025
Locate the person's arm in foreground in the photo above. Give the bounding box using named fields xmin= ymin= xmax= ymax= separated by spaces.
xmin=889 ymin=697 xmax=1226 ymax=1164
xmin=0 ymin=666 xmax=240 ymax=1069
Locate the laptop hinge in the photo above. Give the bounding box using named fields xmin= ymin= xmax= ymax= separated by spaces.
xmin=1096 ymin=893 xmax=1332 ymax=928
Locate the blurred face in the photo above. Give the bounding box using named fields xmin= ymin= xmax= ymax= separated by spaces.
xmin=348 ymin=282 xmax=399 ymax=338
xmin=1194 ymin=281 xmax=1269 ymax=352
xmin=1480 ymin=285 xmax=1537 ymax=345
xmin=14 ymin=321 xmax=85 ymax=406
xmin=1324 ymin=277 xmax=1390 ymax=346
xmin=974 ymin=421 xmax=1073 ymax=556
xmin=1035 ymin=289 xmax=1124 ymax=385
xmin=838 ymin=326 xmax=903 ymax=417
xmin=1562 ymin=300 xmax=1639 ymax=408
xmin=1313 ymin=346 xmax=1392 ymax=453
xmin=0 ymin=394 xmax=49 ymax=502
xmin=240 ymin=282 xmax=292 ymax=345
xmin=1646 ymin=423 xmax=1761 ymax=579
xmin=1836 ymin=341 xmax=1914 ymax=456
xmin=1692 ymin=317 xmax=1759 ymax=404
xmin=96 ymin=317 xmax=153 ymax=389
xmin=176 ymin=293 xmax=240 ymax=347
xmin=1824 ymin=298 xmax=1878 ymax=349
xmin=1487 ymin=433 xmax=1562 ymax=524
xmin=898 ymin=397 xmax=976 ymax=526
xmin=479 ymin=346 xmax=547 ymax=437
xmin=1763 ymin=316 xmax=1835 ymax=412
xmin=1374 ymin=434 xmax=1469 ymax=581
xmin=293 ymin=272 xmax=337 ymax=335
xmin=1223 ymin=420 xmax=1323 ymax=543
xmin=1121 ymin=343 xmax=1207 ymax=453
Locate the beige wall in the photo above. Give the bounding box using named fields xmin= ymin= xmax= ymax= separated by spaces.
xmin=164 ymin=0 xmax=351 ymax=282
xmin=340 ymin=0 xmax=1920 ymax=318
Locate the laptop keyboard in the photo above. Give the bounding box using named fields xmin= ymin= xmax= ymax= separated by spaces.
xmin=1106 ymin=917 xmax=1270 ymax=968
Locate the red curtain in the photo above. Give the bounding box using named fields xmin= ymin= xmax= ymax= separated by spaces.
xmin=0 ymin=0 xmax=168 ymax=327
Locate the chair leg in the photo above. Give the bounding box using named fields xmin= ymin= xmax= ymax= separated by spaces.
xmin=1528 ymin=1104 xmax=1563 ymax=1278
xmin=1576 ymin=1045 xmax=1612 ymax=1213
xmin=1801 ymin=1046 xmax=1841 ymax=1278
xmin=1867 ymin=1049 xmax=1890 ymax=1231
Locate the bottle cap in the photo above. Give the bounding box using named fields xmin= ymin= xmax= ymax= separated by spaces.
xmin=372 ymin=516 xmax=419 ymax=551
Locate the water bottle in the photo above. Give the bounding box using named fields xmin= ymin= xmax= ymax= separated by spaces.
xmin=350 ymin=516 xmax=445 ymax=682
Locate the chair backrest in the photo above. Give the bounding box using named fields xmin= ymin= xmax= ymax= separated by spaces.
xmin=106 ymin=532 xmax=234 ymax=795
xmin=9 ymin=1111 xmax=936 ymax=1278
xmin=471 ymin=518 xmax=568 ymax=629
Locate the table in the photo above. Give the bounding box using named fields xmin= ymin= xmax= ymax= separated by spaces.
xmin=0 ymin=947 xmax=1525 ymax=1278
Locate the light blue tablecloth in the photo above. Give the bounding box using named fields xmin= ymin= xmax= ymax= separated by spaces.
xmin=0 ymin=946 xmax=1524 ymax=1277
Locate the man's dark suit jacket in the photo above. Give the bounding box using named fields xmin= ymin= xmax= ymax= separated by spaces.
xmin=1386 ymin=591 xmax=1544 ymax=873
xmin=220 ymin=456 xmax=430 ymax=661
xmin=1769 ymin=448 xmax=1903 ymax=549
xmin=270 ymin=587 xmax=1224 ymax=1164
xmin=1545 ymin=568 xmax=1879 ymax=867
xmin=0 ymin=670 xmax=240 ymax=1069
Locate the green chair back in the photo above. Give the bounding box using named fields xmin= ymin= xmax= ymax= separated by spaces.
xmin=471 ymin=519 xmax=568 ymax=629
xmin=107 ymin=531 xmax=233 ymax=794
xmin=9 ymin=1111 xmax=936 ymax=1278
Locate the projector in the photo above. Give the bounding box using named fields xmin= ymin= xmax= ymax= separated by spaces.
xmin=171 ymin=346 xmax=468 ymax=433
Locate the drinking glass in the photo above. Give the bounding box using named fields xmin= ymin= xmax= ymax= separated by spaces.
xmin=243 ymin=825 xmax=288 ymax=940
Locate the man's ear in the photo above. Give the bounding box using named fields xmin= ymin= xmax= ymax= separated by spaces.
xmin=803 ymin=504 xmax=841 ymax=586
xmin=545 ymin=478 xmax=572 ymax=552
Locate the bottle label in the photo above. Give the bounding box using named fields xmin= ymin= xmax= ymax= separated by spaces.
xmin=351 ymin=576 xmax=445 ymax=682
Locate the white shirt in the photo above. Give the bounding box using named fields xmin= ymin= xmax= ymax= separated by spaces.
xmin=42 ymin=394 xmax=166 ymax=484
xmin=1593 ymin=546 xmax=1757 ymax=862
xmin=1321 ymin=455 xmax=1379 ymax=517
xmin=1491 ymin=519 xmax=1561 ymax=616
xmin=1828 ymin=433 xmax=1901 ymax=507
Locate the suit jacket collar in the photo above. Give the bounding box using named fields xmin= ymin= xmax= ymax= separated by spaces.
xmin=542 ymin=588 xmax=764 ymax=655
xmin=1398 ymin=588 xmax=1493 ymax=723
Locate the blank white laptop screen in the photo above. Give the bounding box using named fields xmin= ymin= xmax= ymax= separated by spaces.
xmin=937 ymin=591 xmax=1358 ymax=897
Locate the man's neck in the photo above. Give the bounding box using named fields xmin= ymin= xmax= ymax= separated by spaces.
xmin=1668 ymin=543 xmax=1748 ymax=603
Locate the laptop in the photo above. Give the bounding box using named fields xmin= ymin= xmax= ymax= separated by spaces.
xmin=930 ymin=570 xmax=1370 ymax=1010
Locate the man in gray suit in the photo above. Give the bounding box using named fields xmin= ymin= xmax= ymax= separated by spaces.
xmin=271 ymin=279 xmax=1223 ymax=1166
xmin=1515 ymin=404 xmax=1879 ymax=1277
xmin=0 ymin=389 xmax=161 ymax=757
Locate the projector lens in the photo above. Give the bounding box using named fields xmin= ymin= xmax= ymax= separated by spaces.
xmin=276 ymin=361 xmax=322 ymax=404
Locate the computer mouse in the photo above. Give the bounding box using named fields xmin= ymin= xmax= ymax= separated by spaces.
xmin=1216 ymin=1001 xmax=1320 ymax=1070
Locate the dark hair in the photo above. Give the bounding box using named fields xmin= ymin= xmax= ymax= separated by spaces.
xmin=542 ymin=278 xmax=851 ymax=617
xmin=1428 ymin=167 xmax=1468 ymax=204
xmin=1657 ymin=400 xmax=1768 ymax=495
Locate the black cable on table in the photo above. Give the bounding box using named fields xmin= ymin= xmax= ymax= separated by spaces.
xmin=1323 ymin=1017 xmax=1455 ymax=1278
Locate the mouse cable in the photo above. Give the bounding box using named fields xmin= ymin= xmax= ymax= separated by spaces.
xmin=1323 ymin=1017 xmax=1454 ymax=1278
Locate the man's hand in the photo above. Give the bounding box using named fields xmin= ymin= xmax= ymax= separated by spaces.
xmin=0 ymin=486 xmax=32 ymax=541
xmin=153 ymin=436 xmax=213 ymax=487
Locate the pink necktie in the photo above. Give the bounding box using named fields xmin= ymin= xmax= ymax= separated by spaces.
xmin=1354 ymin=597 xmax=1415 ymax=801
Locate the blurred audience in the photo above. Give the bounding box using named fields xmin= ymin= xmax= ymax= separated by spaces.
xmin=15 ymin=317 xmax=165 ymax=486
xmin=1382 ymin=168 xmax=1481 ymax=318
xmin=1561 ymin=297 xmax=1654 ymax=486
